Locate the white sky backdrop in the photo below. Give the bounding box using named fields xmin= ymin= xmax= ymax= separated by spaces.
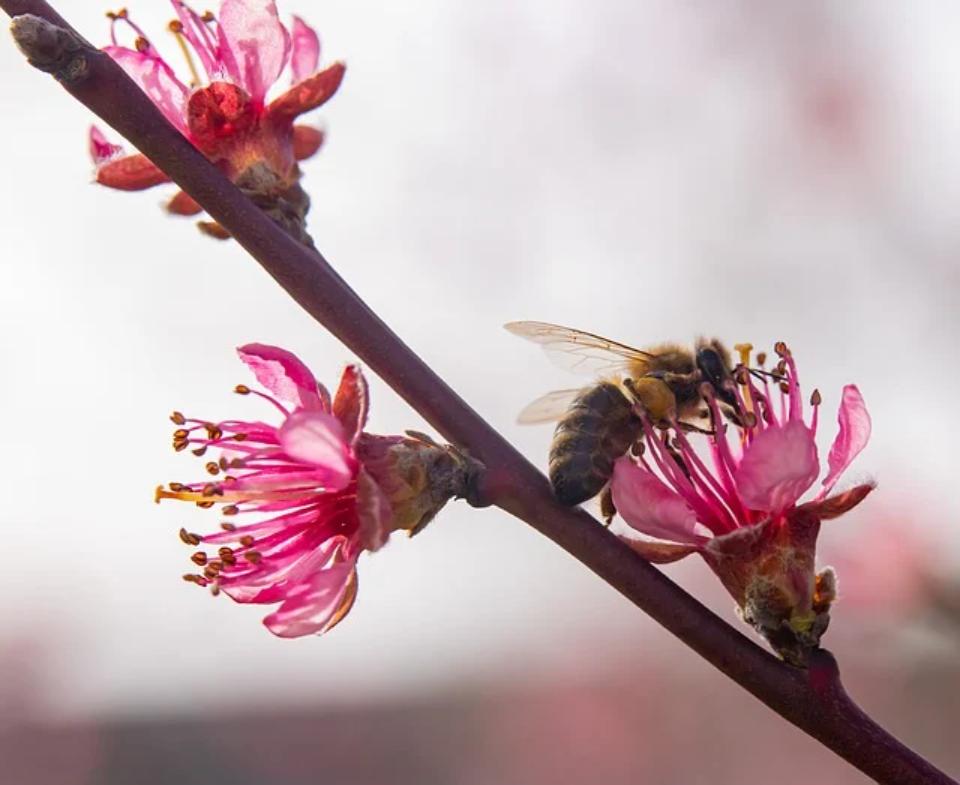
xmin=1 ymin=0 xmax=959 ymax=718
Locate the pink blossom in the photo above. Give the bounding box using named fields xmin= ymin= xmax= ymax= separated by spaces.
xmin=90 ymin=2 xmax=344 ymax=239
xmin=157 ymin=345 xmax=389 ymax=638
xmin=610 ymin=342 xmax=873 ymax=662
xmin=158 ymin=345 xmax=475 ymax=637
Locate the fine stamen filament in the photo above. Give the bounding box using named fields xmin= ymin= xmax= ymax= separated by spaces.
xmin=169 ymin=23 xmax=202 ymax=87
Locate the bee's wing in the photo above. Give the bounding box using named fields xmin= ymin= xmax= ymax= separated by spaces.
xmin=516 ymin=388 xmax=582 ymax=425
xmin=505 ymin=321 xmax=656 ymax=376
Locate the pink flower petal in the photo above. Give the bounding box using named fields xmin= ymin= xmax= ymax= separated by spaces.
xmin=278 ymin=410 xmax=353 ymax=490
xmin=89 ymin=125 xmax=122 ymax=164
xmin=356 ymin=467 xmax=392 ymax=551
xmin=217 ymin=0 xmax=291 ymax=103
xmin=610 ymin=457 xmax=701 ymax=545
xmin=332 ymin=365 xmax=368 ymax=444
xmin=237 ymin=343 xmax=325 ymax=410
xmin=103 ymin=46 xmax=189 ymax=132
xmin=290 ymin=15 xmax=320 ymax=84
xmin=819 ymin=384 xmax=871 ymax=498
xmin=263 ymin=559 xmax=357 ymax=637
xmin=734 ymin=419 xmax=819 ymax=514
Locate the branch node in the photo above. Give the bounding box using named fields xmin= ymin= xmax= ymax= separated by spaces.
xmin=10 ymin=13 xmax=88 ymax=83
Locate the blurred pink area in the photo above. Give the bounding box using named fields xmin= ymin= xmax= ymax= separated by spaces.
xmin=2 ymin=655 xmax=958 ymax=784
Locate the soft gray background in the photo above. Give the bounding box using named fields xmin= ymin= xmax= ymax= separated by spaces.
xmin=1 ymin=1 xmax=959 ymax=782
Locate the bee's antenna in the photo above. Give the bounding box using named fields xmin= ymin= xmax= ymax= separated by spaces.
xmin=747 ymin=367 xmax=786 ymax=383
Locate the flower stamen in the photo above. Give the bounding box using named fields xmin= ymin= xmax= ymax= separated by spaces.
xmin=168 ymin=19 xmax=202 ymax=88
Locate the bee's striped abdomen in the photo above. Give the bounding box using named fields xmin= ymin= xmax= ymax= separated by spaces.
xmin=548 ymin=382 xmax=640 ymax=506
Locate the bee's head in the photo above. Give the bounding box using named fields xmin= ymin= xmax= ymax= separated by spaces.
xmin=696 ymin=346 xmax=737 ymax=409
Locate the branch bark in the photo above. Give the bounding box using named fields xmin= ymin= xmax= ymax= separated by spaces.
xmin=3 ymin=5 xmax=955 ymax=783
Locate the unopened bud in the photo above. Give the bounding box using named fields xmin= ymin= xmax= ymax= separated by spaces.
xmin=10 ymin=15 xmax=89 ymax=82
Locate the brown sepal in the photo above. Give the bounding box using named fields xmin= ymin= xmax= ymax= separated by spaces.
xmin=167 ymin=190 xmax=203 ymax=216
xmin=197 ymin=221 xmax=231 ymax=240
xmin=621 ymin=537 xmax=699 ymax=564
xmin=799 ymin=483 xmax=875 ymax=520
xmin=268 ymin=62 xmax=346 ymax=120
xmin=97 ymin=154 xmax=170 ymax=191
xmin=293 ymin=125 xmax=325 ymax=160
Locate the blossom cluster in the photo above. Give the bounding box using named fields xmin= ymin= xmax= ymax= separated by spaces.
xmin=90 ymin=0 xmax=344 ymax=242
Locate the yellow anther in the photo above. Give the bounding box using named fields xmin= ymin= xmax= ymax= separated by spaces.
xmin=734 ymin=343 xmax=754 ymax=416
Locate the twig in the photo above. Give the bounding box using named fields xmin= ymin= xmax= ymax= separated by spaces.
xmin=3 ymin=5 xmax=956 ymax=783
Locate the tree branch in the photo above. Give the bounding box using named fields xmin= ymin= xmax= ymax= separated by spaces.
xmin=3 ymin=5 xmax=955 ymax=784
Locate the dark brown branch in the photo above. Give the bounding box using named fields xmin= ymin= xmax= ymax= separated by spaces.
xmin=4 ymin=6 xmax=956 ymax=784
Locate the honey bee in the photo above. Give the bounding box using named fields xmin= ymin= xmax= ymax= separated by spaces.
xmin=505 ymin=321 xmax=735 ymax=507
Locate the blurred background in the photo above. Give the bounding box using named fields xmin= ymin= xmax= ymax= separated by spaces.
xmin=2 ymin=0 xmax=959 ymax=782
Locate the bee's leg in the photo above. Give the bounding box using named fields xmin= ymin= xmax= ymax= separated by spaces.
xmin=599 ymin=484 xmax=616 ymax=527
xmin=664 ymin=441 xmax=693 ymax=480
xmin=748 ymin=367 xmax=786 ymax=383
xmin=676 ymin=420 xmax=714 ymax=435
